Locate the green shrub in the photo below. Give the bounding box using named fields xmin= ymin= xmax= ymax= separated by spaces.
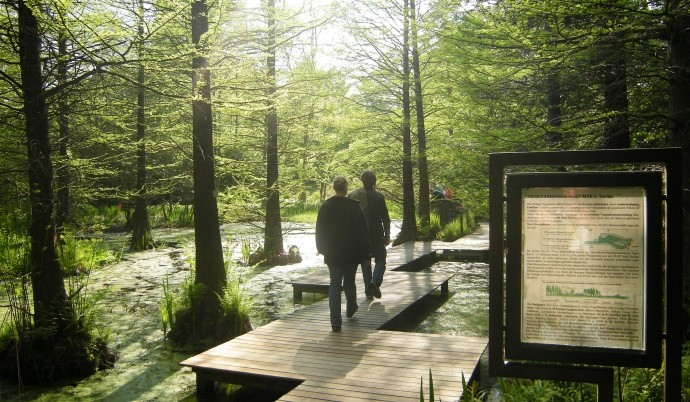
xmin=58 ymin=231 xmax=117 ymax=276
xmin=0 ymin=257 xmax=115 ymax=385
xmin=418 ymin=213 xmax=442 ymax=241
xmin=0 ymin=224 xmax=30 ymax=278
xmin=73 ymin=205 xmax=127 ymax=231
xmin=437 ymin=217 xmax=463 ymax=241
xmin=164 ymin=259 xmax=252 ymax=349
xmin=149 ymin=203 xmax=194 ymax=227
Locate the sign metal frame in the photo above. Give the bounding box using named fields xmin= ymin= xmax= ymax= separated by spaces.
xmin=488 ymin=148 xmax=681 ymax=401
xmin=504 ymin=171 xmax=662 ymax=368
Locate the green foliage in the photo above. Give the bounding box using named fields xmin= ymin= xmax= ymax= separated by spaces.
xmin=240 ymin=238 xmax=253 ymax=266
xmin=282 ymin=203 xmax=320 ymax=223
xmin=160 ymin=276 xmax=175 ymax=338
xmin=437 ymin=212 xmax=476 ymax=242
xmin=417 ymin=213 xmax=442 ymax=240
xmin=498 ymin=342 xmax=690 ymax=400
xmin=149 ymin=204 xmax=194 ymax=228
xmin=461 ymin=372 xmax=486 ymax=402
xmin=419 ymin=369 xmax=434 ymax=402
xmin=615 ymin=366 xmax=664 ymax=402
xmin=58 ymin=231 xmax=117 ymax=276
xmin=681 ymin=342 xmax=690 ymax=402
xmin=437 ymin=218 xmax=463 ymax=242
xmin=0 ymin=217 xmax=30 ymax=277
xmin=220 ymin=280 xmax=251 ymax=336
xmin=499 ymin=378 xmax=574 ymax=401
xmin=164 ymin=257 xmax=252 ymax=349
xmin=0 ymin=250 xmax=115 ymax=384
xmin=72 ymin=205 xmax=128 ymax=232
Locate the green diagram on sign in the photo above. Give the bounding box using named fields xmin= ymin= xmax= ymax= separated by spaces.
xmin=545 ymin=284 xmax=628 ymax=300
xmin=585 ymin=233 xmax=632 ymax=250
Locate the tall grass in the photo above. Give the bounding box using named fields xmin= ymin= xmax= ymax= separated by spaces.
xmin=149 ymin=204 xmax=194 ymax=227
xmin=160 ymin=276 xmax=175 ymax=338
xmin=0 ymin=216 xmax=116 ymax=384
xmin=162 ymin=252 xmax=252 ymax=347
xmin=282 ymin=203 xmax=320 ymax=223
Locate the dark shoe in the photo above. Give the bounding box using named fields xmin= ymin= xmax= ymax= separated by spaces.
xmin=332 ymin=325 xmax=341 ymax=332
xmin=366 ymin=295 xmax=374 ymax=300
xmin=346 ymin=305 xmax=358 ymax=318
xmin=368 ymin=282 xmax=381 ymax=299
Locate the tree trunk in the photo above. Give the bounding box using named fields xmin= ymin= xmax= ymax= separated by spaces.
xmin=18 ymin=0 xmax=70 ymax=327
xmin=55 ymin=34 xmax=71 ymax=235
xmin=600 ymin=37 xmax=630 ymax=149
xmin=131 ymin=0 xmax=153 ymax=251
xmin=264 ymin=0 xmax=283 ymax=256
xmin=410 ymin=0 xmax=429 ymax=226
xmin=667 ymin=0 xmax=690 ymax=338
xmin=545 ymin=74 xmax=563 ymax=147
xmin=192 ymin=0 xmax=225 ymax=307
xmin=396 ymin=0 xmax=417 ymax=245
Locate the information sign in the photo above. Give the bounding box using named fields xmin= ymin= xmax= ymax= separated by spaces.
xmin=505 ymin=172 xmax=662 ymax=367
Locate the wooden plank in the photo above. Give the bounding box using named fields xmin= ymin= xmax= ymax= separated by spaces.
xmin=181 ymin=237 xmax=489 ymax=400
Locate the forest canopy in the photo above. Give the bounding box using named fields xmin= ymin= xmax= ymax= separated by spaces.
xmin=1 ymin=0 xmax=687 ymax=223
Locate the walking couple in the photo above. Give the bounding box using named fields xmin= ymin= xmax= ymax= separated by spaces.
xmin=315 ymin=171 xmax=391 ymax=332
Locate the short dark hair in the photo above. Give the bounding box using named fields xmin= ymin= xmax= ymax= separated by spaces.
xmin=360 ymin=170 xmax=376 ymax=188
xmin=333 ymin=176 xmax=348 ymax=193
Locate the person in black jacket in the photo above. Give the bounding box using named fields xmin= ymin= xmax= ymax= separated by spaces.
xmin=348 ymin=170 xmax=391 ymax=299
xmin=316 ymin=176 xmax=372 ymax=331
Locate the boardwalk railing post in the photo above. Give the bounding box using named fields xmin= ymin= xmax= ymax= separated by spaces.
xmin=441 ymin=280 xmax=449 ymax=297
xmin=196 ymin=372 xmax=214 ymax=398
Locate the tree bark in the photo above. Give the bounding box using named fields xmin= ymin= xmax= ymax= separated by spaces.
xmin=192 ymin=0 xmax=225 ymax=305
xmin=18 ymin=0 xmax=70 ymax=327
xmin=545 ymin=74 xmax=563 ymax=147
xmin=600 ymin=37 xmax=630 ymax=149
xmin=131 ymin=0 xmax=153 ymax=251
xmin=410 ymin=0 xmax=429 ymax=226
xmin=56 ymin=33 xmax=71 ymax=235
xmin=396 ymin=0 xmax=417 ymax=245
xmin=264 ymin=0 xmax=283 ymax=256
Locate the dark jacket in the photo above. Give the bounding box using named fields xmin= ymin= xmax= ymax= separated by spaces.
xmin=316 ymin=196 xmax=372 ymax=265
xmin=348 ymin=187 xmax=391 ymax=243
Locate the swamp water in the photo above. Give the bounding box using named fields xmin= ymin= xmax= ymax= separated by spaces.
xmin=0 ymin=223 xmax=488 ymax=401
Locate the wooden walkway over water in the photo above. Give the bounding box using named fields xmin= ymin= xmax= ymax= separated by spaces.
xmin=181 ymin=225 xmax=489 ymax=401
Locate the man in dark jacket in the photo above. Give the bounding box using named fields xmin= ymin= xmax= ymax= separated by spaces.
xmin=316 ymin=176 xmax=372 ymax=331
xmin=348 ymin=170 xmax=391 ymax=299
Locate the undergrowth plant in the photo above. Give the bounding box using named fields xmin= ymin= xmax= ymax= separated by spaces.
xmin=419 ymin=369 xmax=434 ymax=402
xmin=160 ymin=276 xmax=175 ymax=338
xmin=58 ymin=231 xmax=116 ymax=276
xmin=150 ymin=204 xmax=194 ymax=227
xmin=162 ymin=253 xmax=252 ymax=349
xmin=0 ymin=220 xmax=116 ymax=385
xmin=417 ymin=213 xmax=442 ymax=240
xmin=73 ymin=205 xmax=127 ymax=231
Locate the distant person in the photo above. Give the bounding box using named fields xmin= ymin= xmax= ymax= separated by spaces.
xmin=348 ymin=170 xmax=391 ymax=299
xmin=444 ymin=187 xmax=453 ymax=199
xmin=316 ymin=176 xmax=372 ymax=332
xmin=431 ymin=183 xmax=445 ymax=200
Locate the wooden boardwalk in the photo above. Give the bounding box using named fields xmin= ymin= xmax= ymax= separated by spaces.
xmin=181 ymin=225 xmax=489 ymax=401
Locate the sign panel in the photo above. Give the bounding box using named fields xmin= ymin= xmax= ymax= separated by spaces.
xmin=521 ymin=186 xmax=645 ymax=350
xmin=505 ymin=171 xmax=662 ymax=367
